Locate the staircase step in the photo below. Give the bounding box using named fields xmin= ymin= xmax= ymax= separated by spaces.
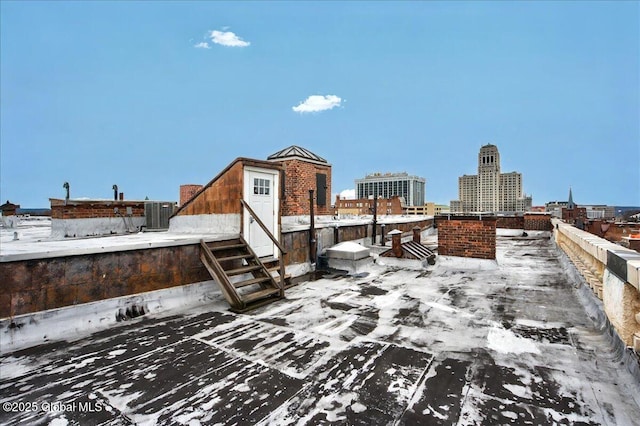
xmin=200 ymin=236 xmax=284 ymax=313
xmin=241 ymin=288 xmax=281 ymax=304
xmin=209 ymin=243 xmax=246 ymax=251
xmin=226 ymin=265 xmax=263 ymax=276
xmin=218 ymin=253 xmax=253 ymax=262
xmin=234 ymin=276 xmax=272 ymax=288
xmin=267 ymin=266 xmax=291 ymax=280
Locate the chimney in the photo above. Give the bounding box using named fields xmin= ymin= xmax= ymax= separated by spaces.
xmin=119 ymin=192 xmax=124 ymax=201
xmin=389 ymin=229 xmax=402 ymax=258
xmin=413 ymin=226 xmax=421 ymax=243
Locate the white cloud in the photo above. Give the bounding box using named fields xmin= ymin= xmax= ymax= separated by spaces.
xmin=339 ymin=189 xmax=356 ymax=200
xmin=292 ymin=95 xmax=343 ymax=113
xmin=194 ymin=42 xmax=211 ymax=49
xmin=210 ymin=30 xmax=250 ymax=47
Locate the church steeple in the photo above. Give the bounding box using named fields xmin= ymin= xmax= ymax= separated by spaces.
xmin=567 ymin=187 xmax=575 ymax=210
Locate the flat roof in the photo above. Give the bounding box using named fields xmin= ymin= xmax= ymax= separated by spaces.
xmin=1 ymin=232 xmax=638 ymax=424
xmin=0 ymin=218 xmax=230 ymax=262
xmin=1 ymin=216 xmax=434 ymax=260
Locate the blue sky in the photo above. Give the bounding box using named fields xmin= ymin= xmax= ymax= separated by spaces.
xmin=1 ymin=1 xmax=638 ymax=208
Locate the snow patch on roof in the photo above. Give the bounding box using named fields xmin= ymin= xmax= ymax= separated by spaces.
xmin=487 ymin=324 xmax=541 ymax=355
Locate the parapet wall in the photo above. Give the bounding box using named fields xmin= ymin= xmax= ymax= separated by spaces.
xmin=0 ymin=243 xmax=211 ymax=319
xmin=50 ymin=199 xmax=147 ymax=238
xmin=554 ymin=220 xmax=640 ymax=350
xmin=284 ymin=218 xmax=434 ymax=265
xmin=50 ymin=200 xmax=146 ymax=219
xmin=496 ymin=214 xmax=553 ymax=231
xmin=524 ymin=213 xmax=553 ymax=231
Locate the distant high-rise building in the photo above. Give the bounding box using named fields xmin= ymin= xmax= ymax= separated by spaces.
xmin=450 ymin=144 xmax=532 ymax=213
xmin=355 ymin=172 xmax=425 ymax=207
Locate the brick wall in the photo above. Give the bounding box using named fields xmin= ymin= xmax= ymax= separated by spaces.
xmin=562 ymin=207 xmax=587 ymax=223
xmin=496 ymin=216 xmax=524 ymax=229
xmin=586 ymin=221 xmax=640 ymax=242
xmin=524 ymin=213 xmax=553 ymax=231
xmin=277 ymin=159 xmax=332 ymax=216
xmin=0 ymin=244 xmax=211 ymax=319
xmin=495 ymin=215 xmax=551 ymax=231
xmin=335 ymin=196 xmax=404 ymax=216
xmin=436 ymin=215 xmax=496 ymax=259
xmin=50 ymin=199 xmax=145 ymax=219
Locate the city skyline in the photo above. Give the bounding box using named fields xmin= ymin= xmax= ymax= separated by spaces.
xmin=1 ymin=2 xmax=638 ymax=208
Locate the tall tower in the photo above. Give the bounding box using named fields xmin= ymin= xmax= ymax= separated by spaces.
xmin=567 ymin=187 xmax=575 ymax=209
xmin=477 ymin=144 xmax=500 ymax=212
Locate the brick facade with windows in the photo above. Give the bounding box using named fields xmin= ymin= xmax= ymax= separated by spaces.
xmin=334 ymin=196 xmax=404 ymax=216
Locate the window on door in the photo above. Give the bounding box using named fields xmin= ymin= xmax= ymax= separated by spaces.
xmin=254 ymin=178 xmax=270 ymax=195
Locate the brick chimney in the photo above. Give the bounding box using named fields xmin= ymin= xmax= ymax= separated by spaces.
xmin=389 ymin=229 xmax=403 ymax=258
xmin=413 ymin=226 xmax=421 ymax=243
xmin=436 ymin=215 xmax=497 ymax=259
xmin=180 ymin=184 xmax=204 ymax=206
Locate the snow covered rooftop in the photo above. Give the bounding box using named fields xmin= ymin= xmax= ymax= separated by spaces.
xmin=0 ymin=217 xmax=231 ymax=261
xmin=1 ymin=216 xmax=434 ymax=260
xmin=1 ymin=232 xmax=639 ymax=424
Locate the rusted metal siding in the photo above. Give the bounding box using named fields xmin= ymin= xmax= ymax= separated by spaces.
xmin=178 ymin=161 xmax=244 ymax=216
xmin=174 ymin=158 xmax=283 ymax=217
xmin=0 ymin=245 xmax=210 ymax=318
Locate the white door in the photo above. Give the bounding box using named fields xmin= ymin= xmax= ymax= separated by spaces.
xmin=243 ymin=167 xmax=279 ymax=258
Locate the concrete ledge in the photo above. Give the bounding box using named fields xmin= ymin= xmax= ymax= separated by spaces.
xmin=0 ymin=279 xmax=223 ymax=355
xmin=555 ymin=220 xmax=640 ymax=291
xmin=0 ymin=233 xmax=232 ymax=262
xmin=51 ymin=217 xmax=147 ymax=240
xmin=555 ymin=219 xmax=640 ymax=348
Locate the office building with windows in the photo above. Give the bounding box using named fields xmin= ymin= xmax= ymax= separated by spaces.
xmin=450 ymin=144 xmax=532 ymax=213
xmin=355 ymin=172 xmax=426 ymax=207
